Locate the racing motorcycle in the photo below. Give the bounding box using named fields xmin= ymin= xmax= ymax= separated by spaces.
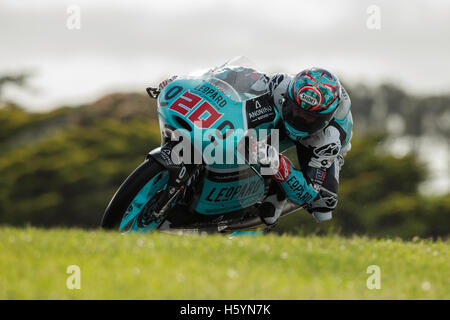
xmin=100 ymin=59 xmax=303 ymax=234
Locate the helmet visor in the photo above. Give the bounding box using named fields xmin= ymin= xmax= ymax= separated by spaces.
xmin=282 ymin=96 xmax=334 ymax=134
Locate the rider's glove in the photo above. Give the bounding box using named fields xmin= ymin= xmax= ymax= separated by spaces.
xmin=257 ymin=141 xmax=279 ymax=167
xmin=158 ymin=76 xmax=177 ymax=90
xmin=254 ymin=141 xmax=280 ymax=176
xmin=251 ymin=140 xmax=295 ymax=182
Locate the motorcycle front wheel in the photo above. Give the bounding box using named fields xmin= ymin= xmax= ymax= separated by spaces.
xmin=100 ymin=158 xmax=169 ymax=232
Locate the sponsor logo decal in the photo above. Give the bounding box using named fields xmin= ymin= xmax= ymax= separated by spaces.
xmin=160 ymin=147 xmax=174 ymax=165
xmin=193 ymin=84 xmax=228 ymax=108
xmin=245 ymin=93 xmax=276 ymax=128
xmin=204 ymin=179 xmax=264 ymax=202
xmin=273 ymin=154 xmax=291 ymax=182
xmin=314 ymin=143 xmax=340 ymax=157
xmin=315 ymin=169 xmax=327 ymax=182
xmin=299 ymin=92 xmax=318 ymax=106
xmin=285 ymin=176 xmax=315 ymax=203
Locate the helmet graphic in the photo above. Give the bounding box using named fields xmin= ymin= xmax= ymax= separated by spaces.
xmin=282 ymin=68 xmax=341 ymax=140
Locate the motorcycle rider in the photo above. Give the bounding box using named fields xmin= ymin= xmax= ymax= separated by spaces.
xmin=258 ymin=67 xmax=353 ymax=226
xmin=159 ymin=66 xmax=353 ymax=227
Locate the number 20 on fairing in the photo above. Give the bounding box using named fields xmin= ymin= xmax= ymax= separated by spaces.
xmin=169 ymin=90 xmax=224 ymax=129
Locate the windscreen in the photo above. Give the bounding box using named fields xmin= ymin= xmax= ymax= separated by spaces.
xmin=190 ymin=57 xmax=269 ymax=102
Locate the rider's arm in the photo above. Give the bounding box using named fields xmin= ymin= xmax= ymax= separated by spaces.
xmin=296 ymin=125 xmax=344 ymax=221
xmin=260 ymin=126 xmax=343 ymax=216
xmin=258 ymin=140 xmax=339 ymax=221
xmin=271 ymin=153 xmax=319 ymax=205
xmin=257 ymin=141 xmax=318 ymax=206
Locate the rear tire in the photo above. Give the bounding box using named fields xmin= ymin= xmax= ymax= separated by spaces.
xmin=101 ymin=158 xmax=165 ymax=229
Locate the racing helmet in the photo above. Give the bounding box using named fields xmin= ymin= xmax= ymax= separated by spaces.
xmin=282 ymin=68 xmax=341 ymax=140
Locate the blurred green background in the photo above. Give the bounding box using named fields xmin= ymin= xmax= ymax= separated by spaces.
xmin=0 ymin=74 xmax=449 ymax=239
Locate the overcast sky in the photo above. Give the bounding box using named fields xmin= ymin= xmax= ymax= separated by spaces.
xmin=1 ymin=0 xmax=450 ymax=110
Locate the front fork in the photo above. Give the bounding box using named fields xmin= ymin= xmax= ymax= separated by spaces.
xmin=147 ymin=140 xmax=202 ymax=218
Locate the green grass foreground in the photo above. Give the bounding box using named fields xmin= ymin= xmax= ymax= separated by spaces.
xmin=0 ymin=227 xmax=448 ymax=299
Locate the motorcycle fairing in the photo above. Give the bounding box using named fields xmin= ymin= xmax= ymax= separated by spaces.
xmin=155 ymin=71 xmax=281 ymax=216
xmin=193 ymin=165 xmax=266 ymax=215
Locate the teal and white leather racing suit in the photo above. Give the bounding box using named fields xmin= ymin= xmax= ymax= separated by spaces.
xmin=259 ymin=73 xmax=353 ymax=224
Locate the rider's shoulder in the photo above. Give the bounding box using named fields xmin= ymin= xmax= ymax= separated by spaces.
xmin=268 ymin=73 xmax=292 ymax=92
xmin=340 ymin=84 xmax=350 ymax=99
xmin=268 ymin=73 xmax=293 ymax=111
xmin=334 ymin=84 xmax=352 ymax=121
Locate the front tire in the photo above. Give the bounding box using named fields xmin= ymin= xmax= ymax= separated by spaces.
xmin=101 ymin=158 xmax=167 ymax=230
